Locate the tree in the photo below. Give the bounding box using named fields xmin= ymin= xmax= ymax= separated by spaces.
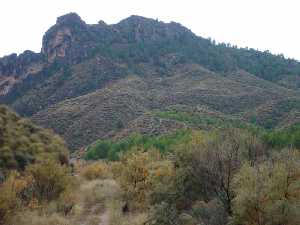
xmin=26 ymin=160 xmax=72 ymax=202
xmin=232 ymin=149 xmax=300 ymax=225
xmin=173 ymin=129 xmax=266 ymax=214
xmin=116 ymin=149 xmax=155 ymax=210
xmin=146 ymin=202 xmax=180 ymax=225
xmin=115 ymin=148 xmax=175 ymax=210
xmin=0 ymin=171 xmax=30 ymax=225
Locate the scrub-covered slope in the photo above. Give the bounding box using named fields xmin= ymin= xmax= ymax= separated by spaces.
xmin=1 ymin=13 xmax=300 ymax=149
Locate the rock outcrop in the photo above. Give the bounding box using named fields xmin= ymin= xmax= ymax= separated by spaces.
xmin=1 ymin=13 xmax=300 ymax=150
xmin=42 ymin=13 xmax=90 ymax=63
xmin=0 ymin=51 xmax=44 ymax=95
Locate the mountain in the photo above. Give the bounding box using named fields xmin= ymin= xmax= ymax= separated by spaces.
xmin=1 ymin=13 xmax=300 ymax=150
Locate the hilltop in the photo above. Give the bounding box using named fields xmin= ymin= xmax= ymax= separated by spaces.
xmin=1 ymin=13 xmax=300 ymax=150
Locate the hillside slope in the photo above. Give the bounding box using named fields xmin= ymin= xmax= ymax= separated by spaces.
xmin=32 ymin=64 xmax=300 ymax=149
xmin=1 ymin=13 xmax=300 ymax=149
xmin=0 ymin=106 xmax=68 ymax=173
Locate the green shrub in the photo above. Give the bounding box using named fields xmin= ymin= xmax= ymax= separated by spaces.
xmin=192 ymin=200 xmax=228 ymax=225
xmin=147 ymin=202 xmax=179 ymax=225
xmin=0 ymin=106 xmax=69 ymax=173
xmin=80 ymin=162 xmax=109 ymax=180
xmin=263 ymin=124 xmax=300 ymax=148
xmin=26 ymin=160 xmax=72 ymax=202
xmin=0 ymin=173 xmax=22 ymax=225
xmin=232 ymin=149 xmax=300 ymax=225
xmin=84 ymin=130 xmax=192 ymax=161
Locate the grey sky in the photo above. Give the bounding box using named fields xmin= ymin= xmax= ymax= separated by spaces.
xmin=1 ymin=0 xmax=299 ymax=60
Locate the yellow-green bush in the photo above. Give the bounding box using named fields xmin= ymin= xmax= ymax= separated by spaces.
xmin=232 ymin=149 xmax=300 ymax=225
xmin=56 ymin=190 xmax=78 ymax=215
xmin=115 ymin=149 xmax=175 ymax=210
xmin=0 ymin=171 xmax=31 ymax=225
xmin=0 ymin=106 xmax=69 ymax=173
xmin=26 ymin=160 xmax=72 ymax=202
xmin=80 ymin=162 xmax=109 ymax=180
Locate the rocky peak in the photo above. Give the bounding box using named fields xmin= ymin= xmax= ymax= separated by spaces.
xmin=56 ymin=12 xmax=86 ymax=27
xmin=0 ymin=51 xmax=44 ymax=96
xmin=118 ymin=15 xmax=156 ymax=25
xmin=40 ymin=13 xmax=195 ymax=63
xmin=0 ymin=51 xmax=43 ymax=77
xmin=41 ymin=27 xmax=73 ymax=63
xmin=114 ymin=15 xmax=194 ymax=43
xmin=41 ymin=13 xmax=88 ymax=63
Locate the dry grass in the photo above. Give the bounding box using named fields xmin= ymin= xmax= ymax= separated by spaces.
xmin=80 ymin=162 xmax=111 ymax=180
xmin=9 ymin=177 xmax=123 ymax=225
xmin=5 ymin=159 xmax=149 ymax=225
xmin=79 ymin=179 xmax=121 ymax=207
xmin=108 ymin=200 xmax=148 ymax=225
xmin=11 ymin=211 xmax=72 ymax=225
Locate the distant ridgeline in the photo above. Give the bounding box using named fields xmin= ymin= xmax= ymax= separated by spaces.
xmin=1 ymin=13 xmax=300 ymax=150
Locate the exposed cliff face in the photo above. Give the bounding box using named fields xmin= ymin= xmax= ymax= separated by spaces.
xmin=2 ymin=13 xmax=300 ymax=150
xmin=0 ymin=51 xmax=44 ymax=95
xmin=0 ymin=76 xmax=16 ymax=95
xmin=0 ymin=13 xmax=195 ymax=98
xmin=0 ymin=14 xmax=88 ymax=95
xmin=0 ymin=51 xmax=43 ymax=77
xmin=42 ymin=27 xmax=72 ymax=63
xmin=41 ymin=13 xmax=91 ymax=63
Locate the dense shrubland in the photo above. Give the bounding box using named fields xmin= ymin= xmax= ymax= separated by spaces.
xmin=84 ymin=130 xmax=192 ymax=161
xmin=1 ymin=107 xmax=300 ymax=225
xmin=263 ymin=124 xmax=300 ymax=148
xmin=83 ymin=128 xmax=300 ymax=225
xmin=2 ymin=14 xmax=300 ymax=225
xmin=0 ymin=106 xmax=71 ymax=224
xmin=0 ymin=106 xmax=68 ymax=174
xmin=84 ymin=120 xmax=300 ymax=162
xmin=107 ymin=129 xmax=300 ymax=225
xmin=0 ymin=160 xmax=73 ymax=225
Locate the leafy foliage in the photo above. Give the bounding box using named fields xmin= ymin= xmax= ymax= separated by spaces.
xmin=88 ymin=21 xmax=300 ymax=82
xmin=0 ymin=172 xmax=27 ymax=225
xmin=84 ymin=130 xmax=192 ymax=161
xmin=173 ymin=129 xmax=267 ymax=213
xmin=26 ymin=160 xmax=72 ymax=202
xmin=264 ymin=124 xmax=300 ymax=148
xmin=0 ymin=161 xmax=73 ymax=224
xmin=80 ymin=162 xmax=109 ymax=180
xmin=0 ymin=106 xmax=68 ymax=173
xmin=147 ymin=202 xmax=179 ymax=225
xmin=232 ymin=150 xmax=300 ymax=225
xmin=1 ymin=123 xmax=300 ymax=225
xmin=112 ymin=149 xmax=175 ymax=211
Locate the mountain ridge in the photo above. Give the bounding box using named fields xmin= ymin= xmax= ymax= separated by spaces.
xmin=1 ymin=13 xmax=300 ymax=150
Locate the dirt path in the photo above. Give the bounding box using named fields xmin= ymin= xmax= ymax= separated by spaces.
xmin=99 ymin=209 xmax=109 ymax=225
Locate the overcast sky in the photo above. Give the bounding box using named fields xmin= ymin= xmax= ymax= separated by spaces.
xmin=1 ymin=0 xmax=299 ymax=60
